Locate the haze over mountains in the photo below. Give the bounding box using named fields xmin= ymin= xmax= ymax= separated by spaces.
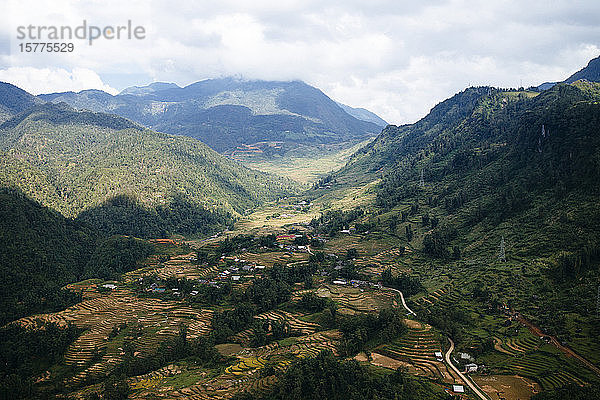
xmin=39 ymin=78 xmax=384 ymax=155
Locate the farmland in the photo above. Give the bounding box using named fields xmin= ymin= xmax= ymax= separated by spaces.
xmin=5 ymin=193 xmax=600 ymax=400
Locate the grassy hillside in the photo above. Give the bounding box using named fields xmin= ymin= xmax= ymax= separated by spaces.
xmin=0 ymin=103 xmax=298 ymax=237
xmin=308 ymin=81 xmax=600 ymax=371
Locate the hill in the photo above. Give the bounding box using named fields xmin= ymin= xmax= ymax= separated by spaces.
xmin=310 ymin=81 xmax=600 ymax=364
xmin=0 ymin=189 xmax=97 ymax=325
xmin=534 ymin=55 xmax=600 ymax=91
xmin=0 ymin=101 xmax=298 ymax=237
xmin=565 ymin=55 xmax=600 ymax=83
xmin=0 ymin=82 xmax=43 ymax=122
xmin=336 ymin=102 xmax=388 ymax=127
xmin=39 ymin=78 xmax=383 ymax=154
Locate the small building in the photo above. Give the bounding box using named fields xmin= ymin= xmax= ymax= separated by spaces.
xmin=232 ymin=275 xmax=241 ymax=281
xmin=452 ymin=385 xmax=464 ymax=393
xmin=434 ymin=351 xmax=443 ymax=361
xmin=333 ymin=279 xmax=347 ymax=285
xmin=465 ymin=363 xmax=478 ymax=373
xmin=102 ymin=283 xmax=117 ymax=290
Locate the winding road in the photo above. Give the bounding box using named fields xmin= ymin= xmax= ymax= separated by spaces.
xmin=445 ymin=337 xmax=489 ymax=400
xmin=385 ymin=286 xmax=487 ymax=400
xmin=384 ymin=286 xmax=416 ymax=316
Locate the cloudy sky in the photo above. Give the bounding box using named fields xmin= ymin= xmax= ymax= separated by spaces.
xmin=1 ymin=0 xmax=599 ymax=124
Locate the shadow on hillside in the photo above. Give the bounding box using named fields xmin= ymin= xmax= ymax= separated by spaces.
xmin=76 ymin=194 xmax=233 ymax=239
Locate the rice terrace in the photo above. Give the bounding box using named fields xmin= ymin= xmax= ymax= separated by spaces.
xmin=2 ymin=3 xmax=600 ymax=399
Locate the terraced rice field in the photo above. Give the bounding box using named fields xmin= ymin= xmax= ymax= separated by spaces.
xmin=232 ymin=310 xmax=320 ymax=345
xmin=124 ymin=253 xmax=203 ymax=282
xmin=238 ymin=251 xmax=309 ymax=267
xmin=153 ymin=330 xmax=341 ymax=400
xmin=376 ymin=320 xmax=460 ymax=384
xmin=316 ymin=284 xmax=396 ymax=314
xmin=503 ymin=353 xmax=588 ymax=391
xmin=355 ymin=247 xmax=411 ymax=276
xmin=412 ymin=285 xmax=456 ymax=309
xmin=14 ymin=287 xmax=213 ymax=387
xmin=493 ymin=335 xmax=542 ymax=355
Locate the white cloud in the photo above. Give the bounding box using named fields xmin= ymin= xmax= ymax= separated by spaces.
xmin=0 ymin=67 xmax=118 ymax=94
xmin=1 ymin=0 xmax=599 ymax=123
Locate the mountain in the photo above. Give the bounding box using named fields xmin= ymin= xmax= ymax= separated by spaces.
xmin=534 ymin=55 xmax=600 ymax=91
xmin=0 ymin=101 xmax=298 ymax=237
xmin=119 ymin=82 xmax=180 ymax=96
xmin=39 ymin=78 xmax=382 ymax=154
xmin=313 ymin=82 xmax=600 ymax=347
xmin=336 ymin=102 xmax=388 ymax=127
xmin=0 ymin=82 xmax=43 ymax=122
xmin=565 ymin=55 xmax=600 ymax=83
xmin=0 ymin=188 xmax=97 ymax=325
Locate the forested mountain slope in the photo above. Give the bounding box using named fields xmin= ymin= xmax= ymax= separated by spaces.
xmin=0 ymin=82 xmax=43 ymax=123
xmin=0 ymin=189 xmax=97 ymax=325
xmin=0 ymin=102 xmax=297 ymax=237
xmin=39 ymin=78 xmax=383 ymax=154
xmin=314 ymin=81 xmax=600 ymax=341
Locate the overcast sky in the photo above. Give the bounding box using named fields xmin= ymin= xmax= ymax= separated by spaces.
xmin=1 ymin=0 xmax=599 ymax=124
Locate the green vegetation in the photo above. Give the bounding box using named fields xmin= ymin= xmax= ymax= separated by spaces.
xmin=337 ymin=309 xmax=409 ymax=356
xmin=0 ymin=322 xmax=81 ymax=399
xmin=0 ymin=189 xmax=96 ymax=325
xmin=234 ymin=350 xmax=448 ymax=400
xmin=84 ymin=235 xmax=155 ymax=280
xmin=531 ymin=384 xmax=600 ymax=400
xmin=0 ymin=102 xmax=298 ymax=238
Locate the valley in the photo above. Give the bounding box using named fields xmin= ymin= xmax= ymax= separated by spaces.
xmin=1 ymin=65 xmax=600 ymax=400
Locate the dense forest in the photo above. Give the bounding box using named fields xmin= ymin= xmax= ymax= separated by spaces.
xmin=0 ymin=189 xmax=96 ymax=325
xmin=0 ymin=101 xmax=297 ymax=238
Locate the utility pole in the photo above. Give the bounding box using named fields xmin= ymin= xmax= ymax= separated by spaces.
xmin=498 ymin=236 xmax=506 ymax=262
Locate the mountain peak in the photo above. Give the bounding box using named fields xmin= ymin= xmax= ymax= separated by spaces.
xmin=119 ymin=82 xmax=181 ymax=96
xmin=565 ymin=55 xmax=600 ymax=83
xmin=0 ymin=82 xmax=43 ymax=119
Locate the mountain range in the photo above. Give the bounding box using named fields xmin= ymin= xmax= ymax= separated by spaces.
xmin=0 ymin=84 xmax=299 ymax=238
xmin=39 ymin=78 xmax=384 ymax=154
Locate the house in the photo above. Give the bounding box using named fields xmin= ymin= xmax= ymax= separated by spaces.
xmin=232 ymin=275 xmax=241 ymax=281
xmin=465 ymin=363 xmax=478 ymax=373
xmin=452 ymin=385 xmax=464 ymax=393
xmin=102 ymin=283 xmax=117 ymax=290
xmin=434 ymin=352 xmax=443 ymax=361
